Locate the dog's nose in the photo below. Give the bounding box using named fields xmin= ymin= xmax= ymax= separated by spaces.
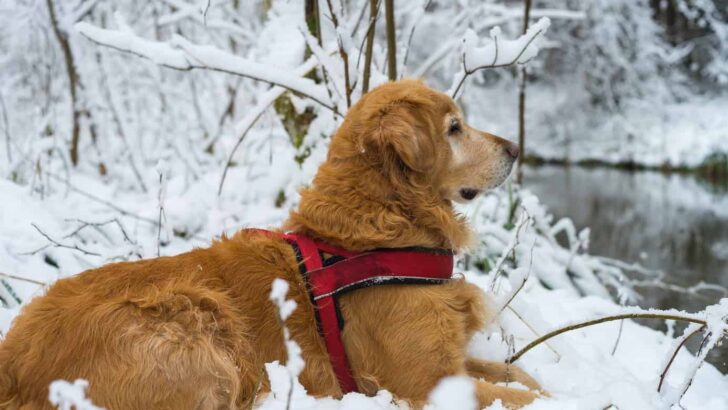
xmin=505 ymin=142 xmax=520 ymax=159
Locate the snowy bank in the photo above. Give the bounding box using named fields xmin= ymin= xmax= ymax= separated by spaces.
xmin=1 ymin=168 xmax=727 ymax=409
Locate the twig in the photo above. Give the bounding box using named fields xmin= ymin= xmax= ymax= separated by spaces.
xmin=201 ymin=0 xmax=211 ymax=26
xmin=498 ymin=235 xmax=536 ymax=313
xmin=507 ymin=313 xmax=708 ymax=364
xmin=218 ymin=86 xmax=286 ymax=196
xmin=505 ymin=305 xmax=561 ymax=360
xmin=45 ymin=172 xmax=158 ymax=225
xmin=610 ymin=319 xmax=625 ymax=355
xmin=156 ymin=169 xmax=166 ymax=257
xmin=325 ymin=0 xmax=352 ymax=107
xmin=489 ymin=208 xmax=531 ymax=292
xmin=657 ymin=324 xmax=706 ymax=392
xmin=675 ymin=332 xmax=712 ymax=405
xmin=401 ymin=0 xmax=433 ymax=73
xmin=29 ymin=223 xmax=101 ymax=257
xmin=450 ymin=25 xmax=546 ymax=99
xmin=0 ymin=272 xmax=49 ymax=286
xmin=0 ymin=92 xmax=11 ymax=164
xmin=63 ymin=218 xmax=136 ymax=246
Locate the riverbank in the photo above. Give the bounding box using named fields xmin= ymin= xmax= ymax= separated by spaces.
xmin=523 ymin=153 xmax=728 ymax=189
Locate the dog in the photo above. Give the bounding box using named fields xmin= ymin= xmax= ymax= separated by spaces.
xmin=0 ymin=80 xmax=542 ymax=409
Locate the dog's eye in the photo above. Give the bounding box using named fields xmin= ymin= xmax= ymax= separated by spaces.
xmin=448 ymin=120 xmax=461 ymax=135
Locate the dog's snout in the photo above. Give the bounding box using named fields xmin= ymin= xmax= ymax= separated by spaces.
xmin=505 ymin=142 xmax=520 ymax=159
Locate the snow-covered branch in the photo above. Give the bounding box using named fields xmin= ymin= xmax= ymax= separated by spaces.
xmin=449 ymin=17 xmax=551 ymax=98
xmin=74 ymin=22 xmax=336 ymax=112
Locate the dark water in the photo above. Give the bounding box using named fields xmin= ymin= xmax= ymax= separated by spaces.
xmin=523 ymin=164 xmax=728 ymax=372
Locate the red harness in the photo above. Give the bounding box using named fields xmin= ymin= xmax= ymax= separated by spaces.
xmin=256 ymin=230 xmax=454 ymax=394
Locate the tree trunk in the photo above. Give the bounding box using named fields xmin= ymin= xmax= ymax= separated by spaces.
xmin=516 ymin=0 xmax=532 ymax=184
xmin=46 ymin=0 xmax=82 ymax=166
xmin=385 ymin=0 xmax=397 ymax=80
xmin=362 ymin=0 xmax=378 ymax=93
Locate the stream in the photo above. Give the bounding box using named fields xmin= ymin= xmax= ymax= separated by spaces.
xmin=523 ymin=164 xmax=728 ymax=372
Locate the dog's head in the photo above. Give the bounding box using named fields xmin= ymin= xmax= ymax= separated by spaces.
xmin=329 ymin=79 xmax=519 ymax=204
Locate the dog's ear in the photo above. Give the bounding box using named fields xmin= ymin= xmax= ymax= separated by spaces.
xmin=359 ymin=99 xmax=436 ymax=177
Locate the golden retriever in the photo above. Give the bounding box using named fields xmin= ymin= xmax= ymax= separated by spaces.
xmin=0 ymin=80 xmax=541 ymax=409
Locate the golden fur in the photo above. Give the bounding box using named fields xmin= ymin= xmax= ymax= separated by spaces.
xmin=0 ymin=80 xmax=541 ymax=409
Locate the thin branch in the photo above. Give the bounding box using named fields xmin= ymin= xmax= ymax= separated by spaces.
xmin=0 ymin=92 xmax=11 ymax=164
xmin=45 ymin=172 xmax=159 ymax=225
xmin=29 ymin=223 xmax=101 ymax=257
xmin=325 ymin=0 xmax=352 ymax=107
xmin=505 ymin=305 xmax=561 ymax=360
xmin=218 ymin=86 xmax=287 ymax=195
xmin=0 ymin=272 xmax=49 ymax=287
xmin=449 ymin=18 xmax=549 ymax=98
xmin=489 ymin=209 xmax=531 ymax=292
xmin=658 ymin=324 xmax=706 ymax=392
xmin=610 ymin=319 xmax=625 ymax=355
xmin=507 ymin=313 xmax=709 ymax=364
xmin=401 ymin=0 xmax=433 ymax=74
xmin=498 ymin=235 xmax=536 ymax=313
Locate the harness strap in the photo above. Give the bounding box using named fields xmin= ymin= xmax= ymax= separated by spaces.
xmin=283 ymin=233 xmax=359 ymax=393
xmin=247 ymin=229 xmax=453 ymax=395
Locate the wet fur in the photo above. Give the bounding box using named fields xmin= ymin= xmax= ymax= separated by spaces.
xmin=0 ymin=80 xmax=541 ymax=409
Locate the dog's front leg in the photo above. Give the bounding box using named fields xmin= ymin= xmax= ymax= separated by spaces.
xmin=474 ymin=380 xmax=540 ymax=409
xmin=465 ymin=357 xmax=543 ymax=392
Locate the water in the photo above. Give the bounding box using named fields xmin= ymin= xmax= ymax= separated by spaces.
xmin=523 ymin=164 xmax=728 ymax=372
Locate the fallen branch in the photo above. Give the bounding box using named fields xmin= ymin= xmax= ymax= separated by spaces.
xmin=507 ymin=312 xmax=708 ymax=364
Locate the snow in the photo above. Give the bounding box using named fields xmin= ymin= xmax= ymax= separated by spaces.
xmin=2 ymin=170 xmax=727 ymax=409
xmin=448 ymin=18 xmax=551 ymax=97
xmin=48 ymin=379 xmax=104 ymax=410
xmin=426 ymin=376 xmax=477 ymax=410
xmin=74 ymin=22 xmax=334 ymax=111
xmin=2 ymin=1 xmax=728 ymax=409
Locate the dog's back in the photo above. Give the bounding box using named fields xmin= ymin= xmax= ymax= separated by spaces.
xmin=0 ymin=231 xmax=321 ymax=409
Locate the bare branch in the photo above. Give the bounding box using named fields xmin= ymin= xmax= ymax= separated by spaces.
xmin=507 ymin=313 xmax=709 ymax=364
xmin=45 ymin=172 xmax=159 ymax=226
xmin=658 ymin=324 xmax=706 ymax=392
xmin=0 ymin=272 xmax=48 ymax=287
xmin=219 ymin=55 xmax=322 ymax=195
xmin=29 ymin=223 xmax=101 ymax=257
xmin=449 ymin=17 xmax=550 ymax=99
xmin=217 ymin=86 xmax=283 ymax=196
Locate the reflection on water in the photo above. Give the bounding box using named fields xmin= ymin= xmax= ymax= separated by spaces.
xmin=523 ymin=164 xmax=728 ymax=371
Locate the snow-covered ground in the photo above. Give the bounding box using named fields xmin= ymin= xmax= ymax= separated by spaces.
xmin=2 ymin=135 xmax=727 ymax=408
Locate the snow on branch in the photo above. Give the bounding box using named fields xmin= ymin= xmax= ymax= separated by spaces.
xmin=74 ymin=22 xmax=335 ymax=112
xmin=449 ymin=17 xmax=551 ymax=98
